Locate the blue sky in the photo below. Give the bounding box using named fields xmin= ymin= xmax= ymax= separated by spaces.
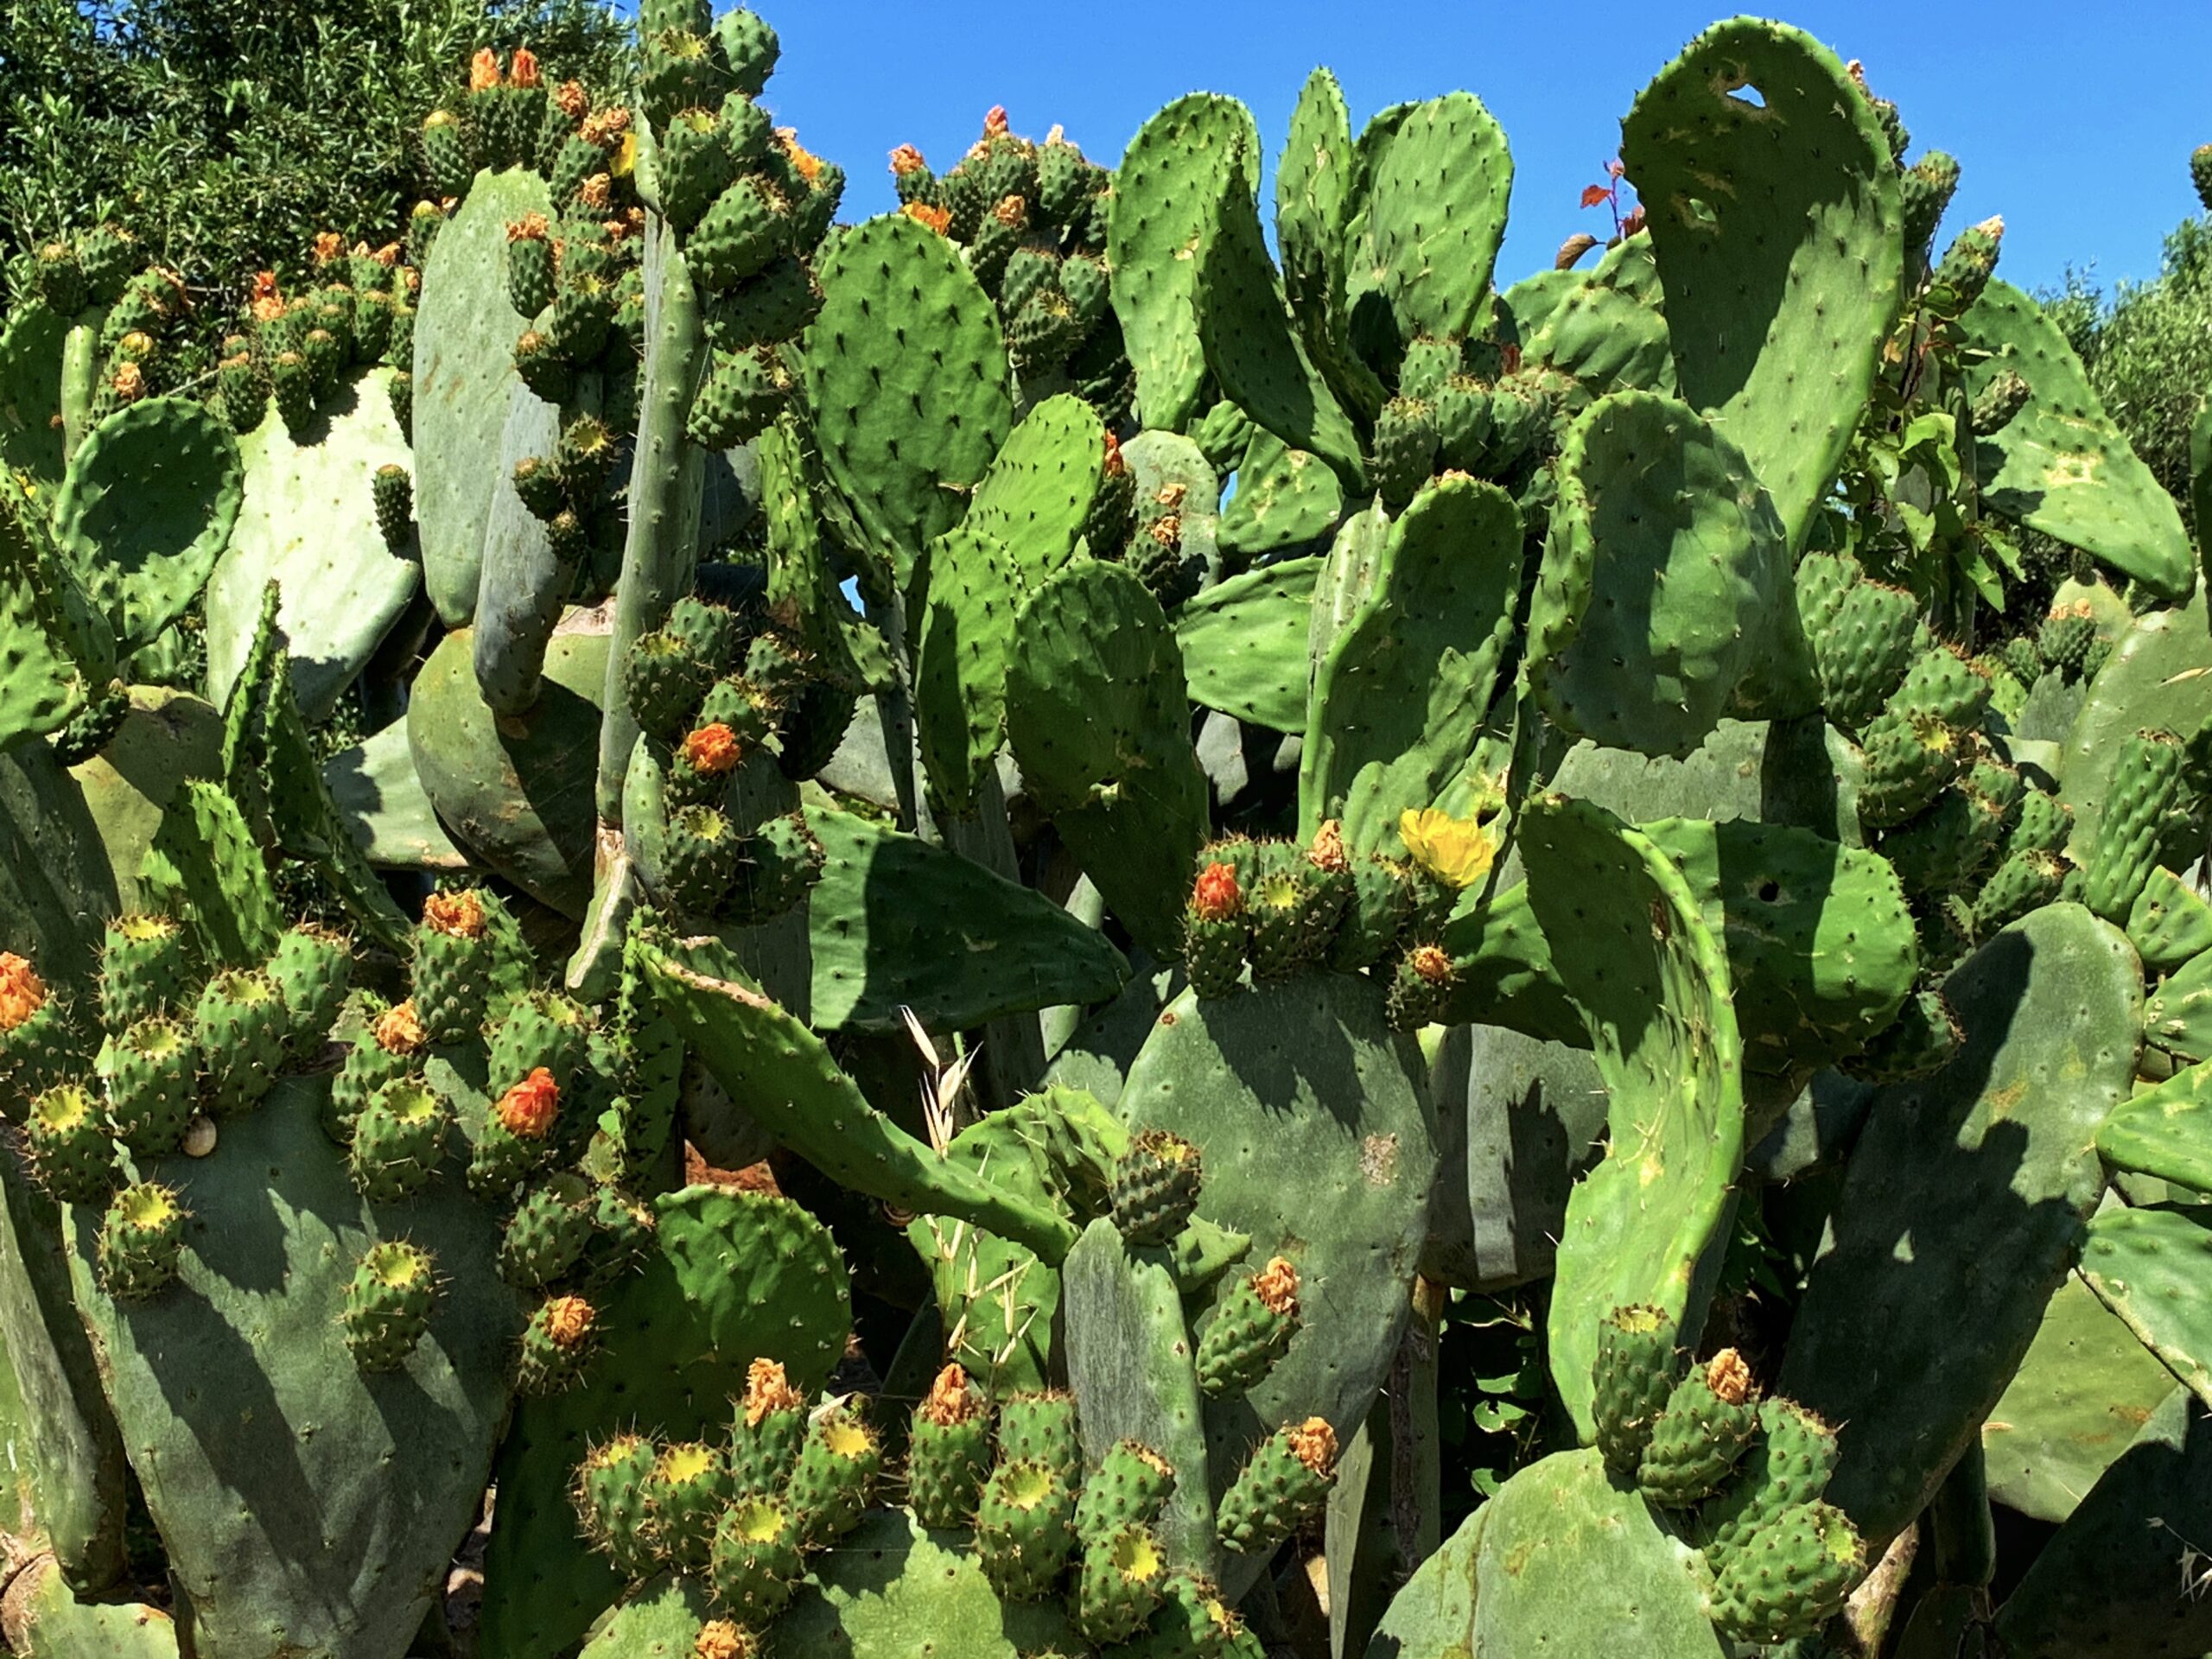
xmin=743 ymin=0 xmax=2212 ymax=301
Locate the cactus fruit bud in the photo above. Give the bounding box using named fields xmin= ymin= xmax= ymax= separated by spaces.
xmin=1109 ymin=1129 xmax=1204 ymax=1245
xmin=709 ymin=1494 xmax=804 ymax=1621
xmin=1926 ymin=216 xmax=2002 ymax=317
xmin=2037 ymin=603 xmax=2098 ymax=677
xmin=98 ymin=1182 xmax=188 ymax=1300
xmin=389 ymin=368 xmax=414 ymax=442
xmin=29 ymin=1084 xmax=118 ymax=1205
xmin=1971 ymin=368 xmax=2031 ymax=435
xmin=1197 ymin=1256 xmax=1302 ymax=1397
xmin=1700 ymin=1397 xmax=1842 ymax=1565
xmin=787 ymin=1402 xmax=881 ymax=1544
xmin=729 ymin=1356 xmax=808 ymax=1497
xmin=413 ymin=889 xmax=493 ymax=1044
xmin=976 ymin=1457 xmax=1078 ymax=1601
xmin=344 ymin=1240 xmax=438 ymax=1370
xmin=2194 ymin=144 xmax=2212 ymax=213
xmin=1387 ymin=944 xmax=1456 ymax=1033
xmin=195 ymin=969 xmax=289 ymax=1116
xmin=623 ymin=629 xmax=715 ymax=742
xmin=1900 ymin=149 xmax=1961 ymax=258
xmin=1077 ymin=1522 xmax=1169 ymax=1645
xmin=1074 ymin=1440 xmax=1177 ymax=1546
xmin=0 ymin=952 xmax=67 ymax=1093
xmin=907 ymin=1363 xmax=994 ymax=1528
xmin=1216 ymin=1419 xmax=1338 ymax=1554
xmin=100 ymin=1017 xmax=195 ymax=1158
xmin=1593 ymin=1304 xmax=1681 ymax=1475
xmin=519 ymin=1294 xmax=600 ymax=1395
xmin=1636 ymin=1349 xmax=1761 ymax=1506
xmin=998 ymin=1389 xmax=1081 ymax=1487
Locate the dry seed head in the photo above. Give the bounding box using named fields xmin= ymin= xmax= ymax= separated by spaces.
xmin=1306 ymin=819 xmax=1350 ymax=875
xmin=542 ymin=1294 xmax=595 ymax=1348
xmin=921 ymin=1363 xmax=982 ymax=1427
xmin=888 ymin=143 xmax=926 ymax=176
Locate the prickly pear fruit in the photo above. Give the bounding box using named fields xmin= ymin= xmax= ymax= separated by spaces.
xmin=662 ymin=804 xmax=742 ymax=914
xmin=1892 ymin=644 xmax=1993 ymax=731
xmin=729 ymin=1357 xmax=808 ymax=1497
xmin=29 ymin=1084 xmax=116 ymax=1205
xmin=574 ymin=1432 xmax=661 ymax=1579
xmin=2037 ymin=604 xmax=2097 ymax=677
xmin=486 ymin=989 xmax=592 ymax=1095
xmin=268 ymin=922 xmax=352 ymax=1056
xmin=412 ymin=888 xmax=493 ymax=1045
xmin=343 ymin=1240 xmax=438 ymax=1371
xmin=469 ymin=1069 xmax=563 ymax=1197
xmin=1182 ymin=859 xmax=1248 ymax=999
xmin=1217 ymin=1418 xmax=1338 ymax=1554
xmin=907 ymin=1363 xmax=994 ymax=1529
xmin=99 ymin=1017 xmax=195 ymax=1158
xmin=999 ymin=1389 xmax=1081 ymax=1487
xmin=1386 ymin=944 xmax=1455 ymax=1033
xmin=97 ymin=1181 xmax=188 ymax=1301
xmin=329 ymin=998 xmax=428 ymax=1142
xmin=687 ymin=176 xmax=792 ymax=293
xmin=371 ymin=464 xmax=413 ymax=550
xmin=99 ymin=914 xmax=188 ymax=1030
xmin=1077 ymin=1522 xmax=1170 ymax=1645
xmin=786 ymin=1402 xmax=881 ymax=1545
xmin=1971 ymin=848 xmax=2069 ymax=937
xmin=709 ymin=1494 xmax=803 ymax=1622
xmin=725 ymin=810 xmax=823 ymax=925
xmin=644 ymin=1439 xmax=731 ymax=1570
xmin=1109 ymin=1129 xmax=1204 ymax=1247
xmin=1900 ymin=149 xmax=1961 ymax=257
xmin=623 ymin=630 xmax=715 ymax=742
xmin=1809 ymin=577 xmax=1918 ymax=732
xmin=1074 ymin=1439 xmax=1177 ymax=1547
xmin=349 ymin=1077 xmax=449 ymax=1203
xmin=194 ymin=969 xmax=288 ymax=1116
xmin=1699 ymin=1398 xmax=1841 ymax=1564
xmin=1707 ymin=1499 xmax=1865 ymax=1644
xmin=2082 ymin=728 xmax=2185 ymax=924
xmin=1594 ymin=1304 xmax=1681 ymax=1476
xmin=976 ymin=1457 xmax=1078 ymax=1601
xmin=1636 ymin=1350 xmax=1761 ymax=1508
xmin=498 ymin=1174 xmax=594 ymax=1289
xmin=1854 ymin=710 xmax=1963 ymax=832
xmin=1196 ymin=1256 xmax=1301 ymax=1398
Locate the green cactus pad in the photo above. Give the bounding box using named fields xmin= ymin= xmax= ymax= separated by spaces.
xmin=1520 ymin=798 xmax=1744 ymax=1440
xmin=2079 ymin=1205 xmax=2212 ymax=1414
xmin=1300 ymin=474 xmax=1522 ymax=855
xmin=1961 ymin=280 xmax=2195 ymax=601
xmin=1622 ymin=18 xmax=1904 ymax=555
xmin=1779 ymin=904 xmax=2143 ymax=1548
xmin=1993 ymin=1387 xmax=2212 ymax=1658
xmin=1217 ymin=435 xmax=1343 ymax=562
xmin=0 ymin=300 xmax=68 ymax=491
xmin=2059 ymin=597 xmax=2212 ymax=858
xmin=413 ymin=168 xmax=555 ymax=626
xmin=1531 ymin=390 xmax=1796 ymax=760
xmin=1360 ymin=92 xmax=1512 ymax=349
xmin=64 ymin=1076 xmax=518 ymax=1658
xmin=803 ymin=214 xmax=1011 ymax=569
xmin=1109 ymin=95 xmax=1255 ymax=434
xmin=772 ymin=1508 xmax=1034 ymax=1658
xmin=51 ymin=397 xmax=241 ymax=653
xmin=1982 ymin=1274 xmax=2178 ymax=1526
xmin=1004 ymin=559 xmax=1208 ymax=960
xmin=1172 ymin=555 xmax=1320 ymax=736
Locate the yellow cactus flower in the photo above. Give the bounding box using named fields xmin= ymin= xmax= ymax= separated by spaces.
xmin=1398 ymin=808 xmax=1497 ymax=890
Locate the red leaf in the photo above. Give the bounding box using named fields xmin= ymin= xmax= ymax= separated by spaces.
xmin=1580 ymin=184 xmax=1611 ymax=208
xmin=1622 ymin=205 xmax=1648 ymax=235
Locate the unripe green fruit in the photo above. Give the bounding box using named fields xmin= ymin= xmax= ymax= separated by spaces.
xmin=2082 ymin=728 xmax=2186 ymax=924
xmin=194 ymin=969 xmax=288 ymax=1116
xmin=1385 ymin=945 xmax=1455 ymax=1033
xmin=1972 ymin=848 xmax=2069 ymax=937
xmin=98 ymin=1182 xmax=188 ymax=1301
xmin=1891 ymin=644 xmax=1993 ymax=731
xmin=512 ymin=454 xmax=568 ymax=522
xmin=1708 ymin=1499 xmax=1865 ymax=1644
xmin=715 ymin=7 xmax=779 ymax=97
xmin=412 ymin=892 xmax=493 ymax=1045
xmin=709 ymin=1495 xmax=802 ymax=1622
xmin=99 ymin=912 xmax=188 ymax=1033
xmin=268 ymin=923 xmax=352 ymax=1056
xmin=498 ymin=1174 xmax=595 ymax=1289
xmin=686 ymin=346 xmax=789 ymax=450
xmin=1074 ymin=1440 xmax=1177 ymax=1548
xmin=1812 ymin=578 xmax=1918 ymax=732
xmin=698 ymin=674 xmax=779 ymax=748
xmin=664 ymin=596 xmax=747 ymax=675
xmin=1698 ymin=1397 xmax=1840 ymax=1565
xmin=975 ymin=1457 xmax=1077 ymax=1602
xmin=327 ymin=999 xmax=429 ymax=1143
xmin=1077 ymin=1523 xmax=1170 ymax=1645
xmin=724 ymin=810 xmax=823 ymax=925
xmin=906 ymin=1363 xmax=993 ymax=1529
xmin=505 ymin=226 xmax=556 ymax=318
xmin=687 ymin=175 xmax=791 ymax=293
xmin=344 ymin=1240 xmax=438 ymax=1371
xmin=486 ymin=990 xmax=593 ymax=1097
xmin=786 ymin=1405 xmax=880 ymax=1545
xmin=348 ymin=1078 xmax=448 ymax=1203
xmin=28 ymin=1084 xmax=118 ymax=1205
xmin=371 ymin=464 xmax=413 ymax=551
xmin=1901 ymin=149 xmax=1961 ymax=260
xmin=1854 ymin=709 xmax=1963 ymax=832
xmin=556 ymin=415 xmax=617 ymax=507
xmin=728 ymin=1357 xmax=808 ymax=1497
xmin=1196 ymin=1258 xmax=1301 ymax=1398
xmin=623 ymin=629 xmax=715 ymax=742
xmin=34 ymin=241 xmax=86 ymax=316
xmin=1371 ymin=396 xmax=1439 ymax=508
xmin=512 ymin=328 xmax=573 ymax=404
xmin=518 ymin=1294 xmax=600 ymax=1396
xmin=389 ymin=369 xmax=414 ymax=442
xmin=100 ymin=1017 xmax=195 ymax=1159
xmin=1111 ymin=1128 xmax=1204 ymax=1246
xmin=663 ymin=805 xmax=742 ymax=916
xmin=658 ymin=107 xmax=741 ymax=232
xmin=1636 ymin=1351 xmax=1761 ymax=1507
xmin=1216 ymin=1419 xmax=1338 ymax=1554
xmin=703 ymin=257 xmax=822 ymax=353
xmin=573 ymin=1433 xmax=661 ymax=1580
xmin=998 ymin=1390 xmax=1081 ymax=1487
xmin=1593 ymin=1306 xmax=1683 ymax=1477
xmin=2038 ymin=605 xmax=2097 ymax=677
xmin=270 ymin=350 xmax=314 ymax=429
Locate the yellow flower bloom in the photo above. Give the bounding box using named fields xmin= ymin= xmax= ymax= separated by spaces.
xmin=1399 ymin=808 xmax=1497 ymax=890
xmin=610 ymin=130 xmax=638 ymax=181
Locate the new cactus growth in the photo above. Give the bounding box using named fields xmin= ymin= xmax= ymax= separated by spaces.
xmin=786 ymin=1402 xmax=881 ymax=1544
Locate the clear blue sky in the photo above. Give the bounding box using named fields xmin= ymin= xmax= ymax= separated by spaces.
xmin=734 ymin=0 xmax=2212 ymax=301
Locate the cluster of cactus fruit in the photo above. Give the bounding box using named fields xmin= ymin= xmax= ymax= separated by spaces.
xmin=9 ymin=3 xmax=2212 ymax=1656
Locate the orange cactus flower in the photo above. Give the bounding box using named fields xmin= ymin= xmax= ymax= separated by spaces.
xmin=1252 ymin=1256 xmax=1300 ymax=1319
xmin=468 ymin=48 xmax=501 ymax=92
xmin=920 ymin=1363 xmax=982 ymax=1427
xmin=373 ymin=1000 xmax=428 ymax=1056
xmin=888 ymin=143 xmax=927 ymax=177
xmin=1103 ymin=430 xmax=1126 ymax=477
xmin=312 ymin=231 xmax=344 ymax=264
xmin=1287 ymin=1417 xmax=1338 ymax=1477
xmin=579 ymin=173 xmax=613 ymax=213
xmin=554 ymin=79 xmax=588 ymax=121
xmin=0 ymin=953 xmax=48 ymax=1033
xmin=683 ymin=723 xmax=742 ymax=775
xmin=1192 ymin=861 xmax=1243 ymax=922
xmin=509 ymin=47 xmax=541 ymax=89
xmin=742 ymin=1357 xmax=804 ymax=1426
xmin=371 ymin=242 xmax=402 ymax=267
xmin=991 ymin=194 xmax=1027 ymax=228
xmin=902 ymin=201 xmax=952 ymax=236
xmin=422 ymin=887 xmax=487 ymax=939
xmin=983 ymin=105 xmax=1010 ymax=138
xmin=496 ymin=1069 xmax=561 ymax=1140
xmin=776 ymin=128 xmax=823 ymax=186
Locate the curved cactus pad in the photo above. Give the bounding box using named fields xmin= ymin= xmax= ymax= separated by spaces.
xmin=1622 ymin=17 xmax=1904 ymax=553
xmin=1524 ymin=797 xmax=1745 ymax=1438
xmin=1174 ymin=554 xmax=1320 ymax=735
xmin=1779 ymin=903 xmax=2143 ymax=1548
